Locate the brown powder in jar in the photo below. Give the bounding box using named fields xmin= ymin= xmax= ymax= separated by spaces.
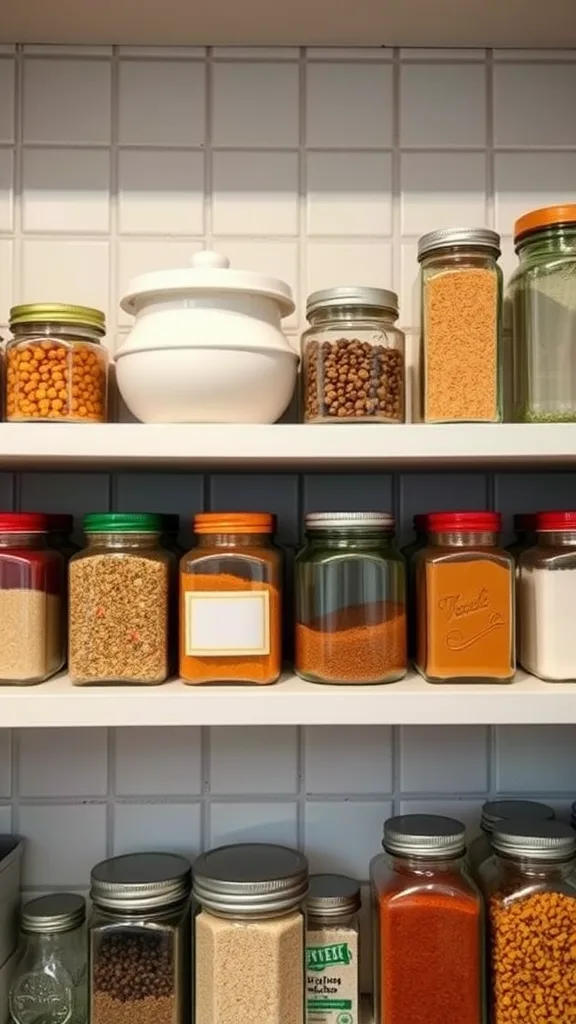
xmin=295 ymin=601 xmax=406 ymax=683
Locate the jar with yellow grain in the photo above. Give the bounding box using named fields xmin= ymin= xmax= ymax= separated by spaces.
xmin=6 ymin=304 xmax=108 ymax=423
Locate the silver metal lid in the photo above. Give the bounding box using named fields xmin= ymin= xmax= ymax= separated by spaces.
xmin=305 ymin=511 xmax=395 ymax=531
xmin=383 ymin=814 xmax=466 ymax=858
xmin=481 ymin=799 xmax=555 ymax=834
xmin=91 ymin=852 xmax=191 ymax=911
xmin=193 ymin=843 xmax=308 ymax=917
xmin=22 ymin=893 xmax=85 ymax=934
xmin=306 ymin=286 xmax=399 ymax=319
xmin=307 ymin=874 xmax=361 ymax=917
xmin=417 ymin=227 xmax=501 ymax=260
xmin=492 ymin=820 xmax=576 ymax=861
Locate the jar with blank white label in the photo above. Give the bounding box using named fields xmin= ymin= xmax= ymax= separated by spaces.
xmin=179 ymin=512 xmax=282 ymax=684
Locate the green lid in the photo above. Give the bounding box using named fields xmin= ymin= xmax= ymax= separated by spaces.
xmin=83 ymin=513 xmax=163 ymax=533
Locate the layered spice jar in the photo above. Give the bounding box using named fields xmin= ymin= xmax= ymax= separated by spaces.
xmin=301 ymin=287 xmax=405 ymax=423
xmin=179 ymin=512 xmax=282 ymax=685
xmin=414 ymin=511 xmax=515 ymax=683
xmin=295 ymin=512 xmax=407 ymax=685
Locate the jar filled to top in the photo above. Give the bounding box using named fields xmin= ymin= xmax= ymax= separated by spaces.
xmin=468 ymin=798 xmax=555 ymax=882
xmin=306 ymin=875 xmax=361 ymax=1024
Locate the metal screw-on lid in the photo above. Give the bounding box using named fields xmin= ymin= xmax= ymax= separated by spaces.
xmin=22 ymin=893 xmax=85 ymax=935
xmin=91 ymin=852 xmax=192 ymax=911
xmin=481 ymin=799 xmax=555 ymax=835
xmin=417 ymin=228 xmax=501 ymax=260
xmin=193 ymin=843 xmax=308 ymax=917
xmin=492 ymin=820 xmax=576 ymax=861
xmin=10 ymin=303 xmax=106 ymax=334
xmin=307 ymin=875 xmax=361 ymax=918
xmin=383 ymin=814 xmax=466 ymax=858
xmin=305 ymin=511 xmax=395 ymax=531
xmin=306 ymin=286 xmax=399 ymax=319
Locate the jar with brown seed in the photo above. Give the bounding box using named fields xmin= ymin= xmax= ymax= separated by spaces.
xmin=301 ymin=287 xmax=405 ymax=424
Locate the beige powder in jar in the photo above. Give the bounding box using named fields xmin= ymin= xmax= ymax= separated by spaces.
xmin=306 ymin=923 xmax=359 ymax=1024
xmin=0 ymin=590 xmax=62 ymax=682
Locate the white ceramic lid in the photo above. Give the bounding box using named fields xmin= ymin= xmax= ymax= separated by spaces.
xmin=121 ymin=249 xmax=295 ymax=317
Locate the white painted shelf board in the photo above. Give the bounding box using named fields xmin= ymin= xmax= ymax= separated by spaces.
xmin=2 ymin=670 xmax=576 ymax=728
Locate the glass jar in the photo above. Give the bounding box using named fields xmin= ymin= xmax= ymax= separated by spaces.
xmin=414 ymin=511 xmax=514 ymax=683
xmin=69 ymin=513 xmax=174 ymax=684
xmin=6 ymin=304 xmax=108 ymax=423
xmin=401 ymin=513 xmax=428 ymax=661
xmin=47 ymin=514 xmax=79 ymax=562
xmin=194 ymin=843 xmax=308 ymax=1024
xmin=418 ymin=228 xmax=502 ymax=423
xmin=482 ymin=820 xmax=576 ymax=1022
xmin=301 ymin=287 xmax=405 ymax=424
xmin=90 ymin=852 xmax=191 ymax=1024
xmin=180 ymin=512 xmax=282 ymax=685
xmin=306 ymin=874 xmax=360 ymax=1024
xmin=510 ymin=205 xmax=576 ymax=422
xmin=10 ymin=893 xmax=87 ymax=1024
xmin=371 ymin=814 xmax=484 ymax=1024
xmin=0 ymin=513 xmax=65 ymax=684
xmin=295 ymin=512 xmax=406 ymax=685
xmin=468 ymin=799 xmax=555 ymax=884
xmin=519 ymin=510 xmax=576 ymax=680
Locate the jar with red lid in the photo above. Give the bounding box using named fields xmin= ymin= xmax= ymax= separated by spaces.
xmin=414 ymin=511 xmax=514 ymax=683
xmin=0 ymin=513 xmax=65 ymax=683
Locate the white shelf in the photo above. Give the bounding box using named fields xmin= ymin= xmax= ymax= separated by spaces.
xmin=2 ymin=670 xmax=576 ymax=728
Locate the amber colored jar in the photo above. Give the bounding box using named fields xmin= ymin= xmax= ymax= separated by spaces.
xmin=180 ymin=512 xmax=282 ymax=685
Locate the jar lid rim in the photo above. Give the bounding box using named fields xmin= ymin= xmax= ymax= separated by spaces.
xmin=83 ymin=512 xmax=163 ymax=533
xmin=0 ymin=513 xmax=49 ymax=533
xmin=427 ymin=511 xmax=501 ymax=532
xmin=194 ymin=512 xmax=275 ymax=535
xmin=418 ymin=227 xmax=501 ymax=259
xmin=305 ymin=511 xmax=394 ymax=530
xmin=306 ymin=286 xmax=398 ymax=318
xmin=22 ymin=893 xmax=86 ymax=933
xmin=10 ymin=303 xmax=106 ymax=334
xmin=514 ymin=204 xmax=576 ymax=241
xmin=536 ymin=510 xmax=576 ymax=531
xmin=383 ymin=814 xmax=466 ymax=857
xmin=481 ymin=799 xmax=555 ymax=831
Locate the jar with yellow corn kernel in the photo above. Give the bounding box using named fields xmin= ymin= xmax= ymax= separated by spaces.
xmin=6 ymin=304 xmax=108 ymax=423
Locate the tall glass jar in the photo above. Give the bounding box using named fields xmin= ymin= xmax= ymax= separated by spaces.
xmin=510 ymin=205 xmax=576 ymax=422
xmin=482 ymin=821 xmax=576 ymax=1022
xmin=371 ymin=814 xmax=484 ymax=1024
xmin=180 ymin=512 xmax=282 ymax=684
xmin=194 ymin=843 xmax=308 ymax=1024
xmin=10 ymin=893 xmax=87 ymax=1024
xmin=306 ymin=875 xmax=361 ymax=1024
xmin=69 ymin=513 xmax=174 ymax=684
xmin=295 ymin=512 xmax=407 ymax=685
xmin=6 ymin=304 xmax=108 ymax=422
xmin=414 ymin=511 xmax=515 ymax=683
xmin=418 ymin=228 xmax=502 ymax=423
xmin=468 ymin=799 xmax=555 ymax=884
xmin=301 ymin=287 xmax=405 ymax=424
xmin=89 ymin=852 xmax=191 ymax=1024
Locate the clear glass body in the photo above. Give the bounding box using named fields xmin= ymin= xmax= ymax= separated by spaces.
xmin=10 ymin=926 xmax=87 ymax=1024
xmin=295 ymin=527 xmax=407 ymax=685
xmin=519 ymin=530 xmax=576 ymax=680
xmin=69 ymin=531 xmax=174 ymax=684
xmin=6 ymin=322 xmax=109 ymax=423
xmin=306 ymin=909 xmax=360 ymax=1024
xmin=510 ymin=226 xmax=576 ymax=422
xmin=180 ymin=532 xmax=282 ymax=684
xmin=415 ymin=531 xmax=515 ymax=683
xmin=49 ymin=530 xmax=80 ymax=563
xmin=420 ymin=247 xmax=502 ymax=423
xmin=90 ymin=899 xmax=190 ymax=1024
xmin=371 ymin=849 xmax=484 ymax=1024
xmin=301 ymin=305 xmax=405 ymax=424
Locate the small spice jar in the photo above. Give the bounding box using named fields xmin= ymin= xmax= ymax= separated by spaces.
xmin=371 ymin=814 xmax=484 ymax=1024
xmin=89 ymin=853 xmax=192 ymax=1024
xmin=69 ymin=513 xmax=174 ymax=684
xmin=10 ymin=893 xmax=87 ymax=1024
xmin=179 ymin=512 xmax=282 ymax=685
xmin=468 ymin=799 xmax=555 ymax=884
xmin=301 ymin=287 xmax=405 ymax=424
xmin=193 ymin=843 xmax=308 ymax=1024
xmin=482 ymin=820 xmax=576 ymax=1023
xmin=418 ymin=228 xmax=502 ymax=423
xmin=6 ymin=303 xmax=108 ymax=422
xmin=306 ymin=875 xmax=361 ymax=1024
xmin=414 ymin=511 xmax=515 ymax=683
xmin=295 ymin=512 xmax=407 ymax=685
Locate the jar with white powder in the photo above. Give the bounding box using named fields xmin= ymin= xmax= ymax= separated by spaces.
xmin=193 ymin=843 xmax=308 ymax=1024
xmin=306 ymin=875 xmax=360 ymax=1024
xmin=519 ymin=510 xmax=576 ymax=679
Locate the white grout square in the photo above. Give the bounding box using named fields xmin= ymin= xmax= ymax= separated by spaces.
xmin=494 ymin=151 xmax=576 ymax=233
xmin=19 ymin=804 xmax=107 ymax=886
xmin=118 ymin=60 xmax=205 ymax=147
xmin=399 ymin=798 xmax=485 ymax=840
xmin=399 ymin=726 xmax=488 ymax=794
xmin=212 ymin=239 xmax=299 ymax=327
xmin=0 ymin=239 xmax=13 ymax=326
xmin=212 ymin=63 xmax=299 ymax=148
xmin=23 ymin=59 xmax=111 ymax=144
xmin=400 ymin=64 xmax=486 ymax=148
xmin=117 ymin=239 xmax=201 ymax=325
xmin=0 ymin=149 xmax=13 ymax=233
xmin=22 ymin=147 xmax=110 ymax=233
xmin=306 ymin=152 xmax=393 ymax=236
xmin=496 ymin=725 xmax=576 ymax=793
xmin=0 ymin=730 xmax=10 ymax=798
xmin=113 ymin=802 xmax=201 ymax=858
xmin=19 ymin=728 xmax=108 ymax=797
xmin=0 ymin=60 xmax=15 ymax=143
xmin=210 ymin=727 xmax=298 ymax=795
xmin=212 ymin=151 xmax=298 ymax=236
xmin=209 ymin=801 xmax=298 ymax=848
xmin=401 ymin=151 xmax=487 ymax=236
xmin=118 ymin=149 xmax=204 ymax=235
xmin=494 ymin=63 xmax=576 ymax=148
xmin=306 ymin=64 xmax=393 ymax=148
xmin=304 ymin=801 xmax=392 ymax=878
xmin=304 ymin=726 xmax=393 ymax=794
xmin=307 ymin=241 xmax=393 ymax=294
xmin=115 ymin=727 xmax=203 ymax=796
xmin=20 ymin=239 xmax=110 ymax=312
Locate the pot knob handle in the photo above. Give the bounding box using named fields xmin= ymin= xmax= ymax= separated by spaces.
xmin=192 ymin=250 xmax=230 ymax=269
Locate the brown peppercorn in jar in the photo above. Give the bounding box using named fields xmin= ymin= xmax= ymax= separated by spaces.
xmin=302 ymin=287 xmax=405 ymax=423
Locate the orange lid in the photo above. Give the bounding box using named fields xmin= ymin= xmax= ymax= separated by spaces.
xmin=514 ymin=204 xmax=576 ymax=240
xmin=194 ymin=512 xmax=275 ymax=534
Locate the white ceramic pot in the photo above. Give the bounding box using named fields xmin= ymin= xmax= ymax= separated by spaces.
xmin=117 ymin=250 xmax=298 ymax=424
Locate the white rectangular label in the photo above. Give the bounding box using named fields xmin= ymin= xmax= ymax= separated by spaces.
xmin=185 ymin=590 xmax=270 ymax=656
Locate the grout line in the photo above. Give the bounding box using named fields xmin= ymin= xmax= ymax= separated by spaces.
xmin=391 ymin=46 xmax=402 ymax=299
xmin=13 ymin=44 xmax=23 ymax=305
xmin=105 ymin=727 xmax=116 ymax=857
xmin=204 ymin=48 xmax=213 ymax=247
xmin=200 ymin=726 xmax=211 ymax=851
xmin=485 ymin=49 xmax=495 ymax=231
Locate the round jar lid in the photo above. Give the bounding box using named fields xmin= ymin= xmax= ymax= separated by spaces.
xmin=383 ymin=814 xmax=466 ymax=858
xmin=83 ymin=512 xmax=163 ymax=534
xmin=10 ymin=303 xmax=106 ymax=334
xmin=492 ymin=821 xmax=576 ymax=861
xmin=22 ymin=893 xmax=86 ymax=934
xmin=481 ymin=799 xmax=555 ymax=834
xmin=306 ymin=286 xmax=399 ymax=319
xmin=427 ymin=511 xmax=502 ymax=533
xmin=307 ymin=874 xmax=361 ymax=917
xmin=194 ymin=512 xmax=275 ymax=535
xmin=305 ymin=511 xmax=395 ymax=531
xmin=536 ymin=511 xmax=576 ymax=532
xmin=417 ymin=227 xmax=501 ymax=260
xmin=91 ymin=852 xmax=191 ymax=910
xmin=0 ymin=513 xmax=49 ymax=533
xmin=121 ymin=249 xmax=295 ymax=318
xmin=514 ymin=204 xmax=576 ymax=243
xmin=193 ymin=843 xmax=308 ymax=917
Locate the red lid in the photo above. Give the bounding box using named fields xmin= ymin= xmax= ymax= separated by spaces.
xmin=0 ymin=513 xmax=49 ymax=532
xmin=47 ymin=513 xmax=74 ymax=532
xmin=513 ymin=513 xmax=537 ymax=533
xmin=428 ymin=511 xmax=502 ymax=533
xmin=536 ymin=511 xmax=576 ymax=531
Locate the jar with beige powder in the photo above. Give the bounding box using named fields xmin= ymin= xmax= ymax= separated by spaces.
xmin=306 ymin=875 xmax=361 ymax=1024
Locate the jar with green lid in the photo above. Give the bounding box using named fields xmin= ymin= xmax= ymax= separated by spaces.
xmin=6 ymin=303 xmax=108 ymax=423
xmin=510 ymin=205 xmax=576 ymax=422
xmin=306 ymin=875 xmax=361 ymax=1024
xmin=468 ymin=799 xmax=555 ymax=884
xmin=69 ymin=513 xmax=175 ymax=684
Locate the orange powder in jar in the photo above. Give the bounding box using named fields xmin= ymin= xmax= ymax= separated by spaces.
xmin=296 ymin=601 xmax=407 ymax=684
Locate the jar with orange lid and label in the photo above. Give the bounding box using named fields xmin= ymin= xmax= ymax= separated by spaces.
xmin=179 ymin=512 xmax=282 ymax=685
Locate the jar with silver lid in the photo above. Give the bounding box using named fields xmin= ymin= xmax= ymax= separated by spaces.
xmin=89 ymin=852 xmax=192 ymax=1024
xmin=10 ymin=893 xmax=87 ymax=1024
xmin=306 ymin=875 xmax=361 ymax=1024
xmin=193 ymin=843 xmax=308 ymax=1024
xmin=468 ymin=799 xmax=555 ymax=883
xmin=301 ymin=287 xmax=405 ymax=424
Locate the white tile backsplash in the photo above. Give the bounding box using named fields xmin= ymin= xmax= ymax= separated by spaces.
xmin=22 ymin=147 xmax=110 ymax=234
xmin=0 ymin=150 xmax=14 ymax=234
xmin=113 ymin=802 xmax=202 ymax=857
xmin=23 ymin=59 xmax=112 ymax=145
xmin=115 ymin=727 xmax=203 ymax=796
xmin=304 ymin=726 xmax=393 ymax=795
xmin=306 ymin=63 xmax=393 ymax=148
xmin=0 ymin=60 xmax=15 ymax=143
xmin=399 ymin=726 xmax=489 ymax=794
xmin=400 ymin=63 xmax=487 ymax=148
xmin=306 ymin=151 xmax=393 ymax=236
xmin=118 ymin=60 xmax=205 ymax=147
xmin=211 ymin=150 xmax=299 ymax=235
xmin=209 ymin=801 xmax=299 ymax=848
xmin=18 ymin=804 xmax=107 ymax=886
xmin=20 ymin=238 xmax=110 ymax=308
xmin=304 ymin=801 xmax=394 ymax=877
xmin=493 ymin=63 xmax=576 ymax=147
xmin=18 ymin=728 xmax=108 ymax=798
xmin=117 ymin=149 xmax=205 ymax=236
xmin=212 ymin=62 xmax=299 ymax=148
xmin=210 ymin=726 xmax=299 ymax=794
